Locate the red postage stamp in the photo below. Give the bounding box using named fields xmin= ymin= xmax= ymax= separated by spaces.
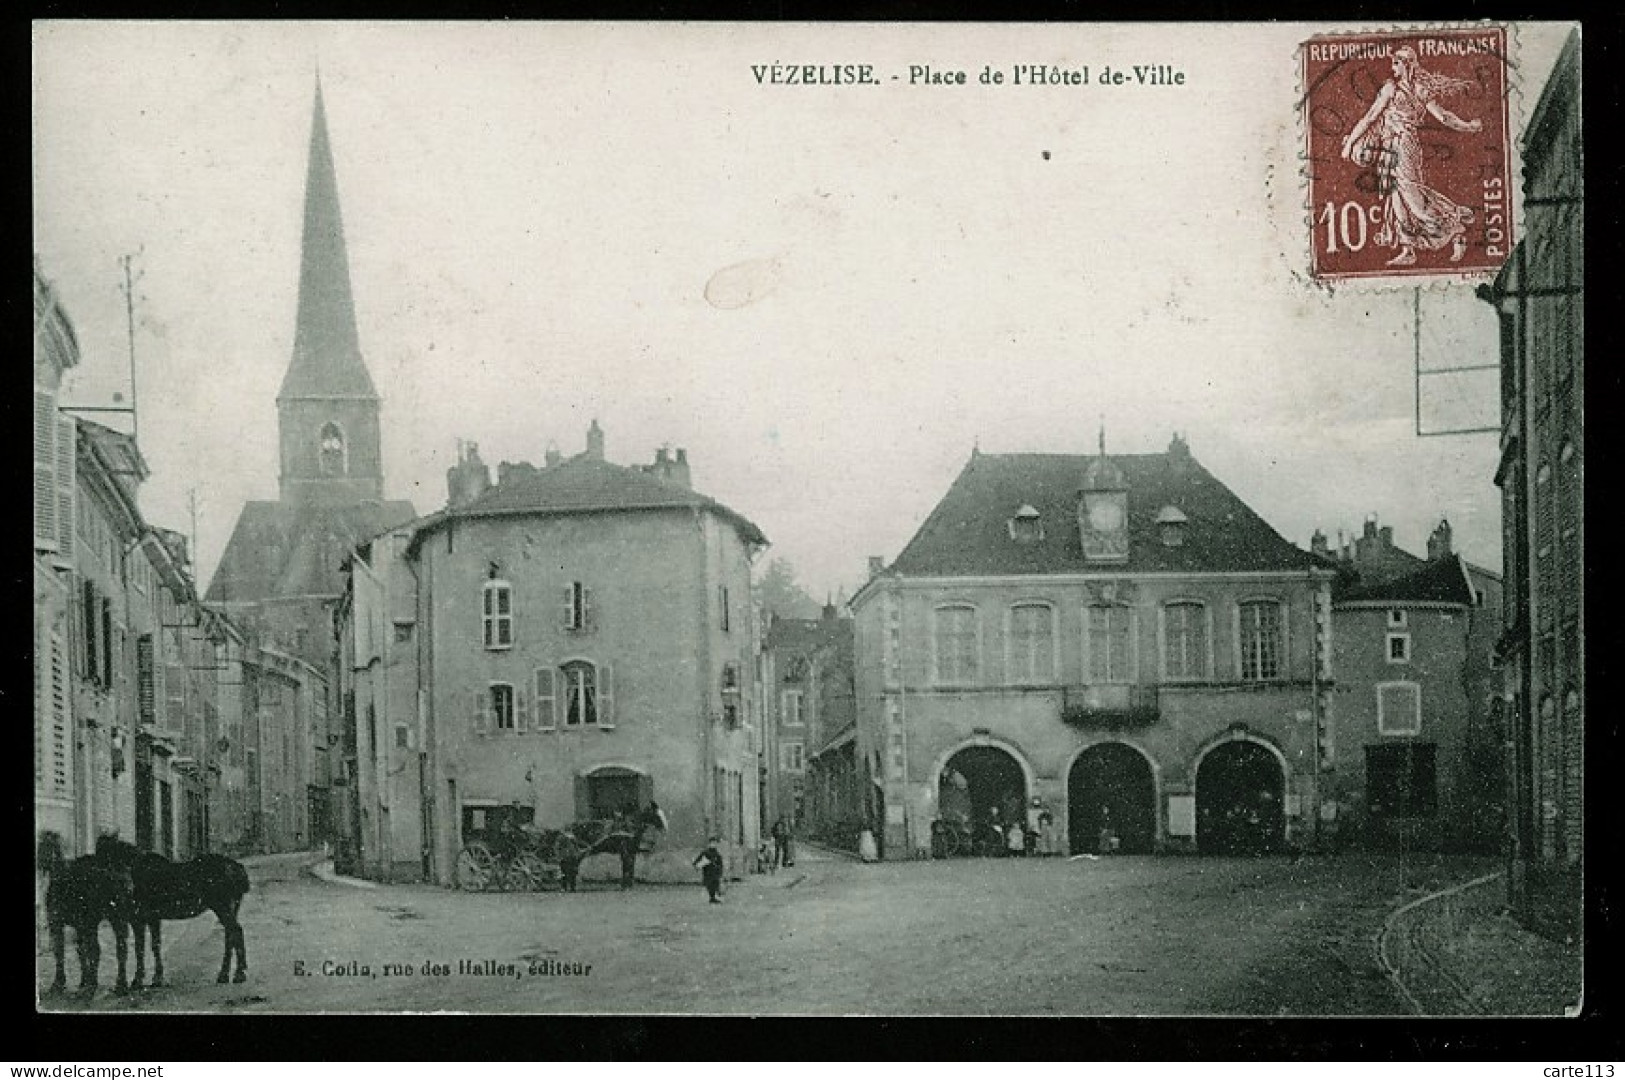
xmin=1301 ymin=26 xmax=1513 ymax=282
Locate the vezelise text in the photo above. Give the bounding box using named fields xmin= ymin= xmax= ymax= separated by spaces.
xmin=752 ymin=64 xmax=878 ymax=85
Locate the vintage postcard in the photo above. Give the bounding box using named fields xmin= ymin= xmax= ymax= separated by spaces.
xmin=31 ymin=21 xmax=1582 ymax=1020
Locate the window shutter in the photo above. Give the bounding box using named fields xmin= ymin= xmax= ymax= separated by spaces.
xmin=583 ymin=586 xmax=595 ymax=632
xmin=535 ymin=668 xmax=556 ymax=729
xmin=49 ymin=631 xmax=72 ymax=797
xmin=137 ymin=636 xmax=156 ymax=726
xmin=34 ymin=391 xmax=57 ymax=551
xmin=599 ymin=663 xmax=615 ymax=728
xmin=562 ymin=584 xmax=575 ymax=631
xmin=56 ymin=418 xmax=76 ymax=560
xmin=515 ymin=686 xmax=531 ymax=733
xmin=474 ymin=687 xmax=490 ymax=737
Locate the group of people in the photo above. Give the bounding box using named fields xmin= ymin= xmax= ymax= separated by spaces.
xmin=986 ymin=799 xmax=1061 ymax=857
xmin=694 ymin=816 xmax=796 ymax=904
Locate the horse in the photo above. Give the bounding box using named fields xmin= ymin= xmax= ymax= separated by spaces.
xmin=95 ymin=837 xmax=251 ymax=987
xmin=38 ymin=831 xmax=134 ymax=1000
xmin=558 ymin=803 xmax=667 ymax=890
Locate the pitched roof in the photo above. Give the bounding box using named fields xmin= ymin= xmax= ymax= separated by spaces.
xmin=1336 ymin=554 xmax=1475 ymax=607
xmin=447 ymin=454 xmax=767 ymax=545
xmin=888 ymin=450 xmax=1320 ymax=577
xmin=765 ymin=614 xmax=851 ymax=655
xmin=278 ymin=80 xmax=377 ymax=403
xmin=205 ymin=498 xmax=417 ymax=603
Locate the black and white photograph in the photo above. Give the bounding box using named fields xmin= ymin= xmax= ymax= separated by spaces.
xmin=31 ymin=20 xmax=1583 ymax=1018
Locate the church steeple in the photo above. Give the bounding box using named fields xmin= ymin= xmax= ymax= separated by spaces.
xmin=277 ymin=77 xmax=384 ymax=506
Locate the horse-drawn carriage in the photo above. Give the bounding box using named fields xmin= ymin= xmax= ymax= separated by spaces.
xmin=454 ymin=805 xmax=665 ymax=892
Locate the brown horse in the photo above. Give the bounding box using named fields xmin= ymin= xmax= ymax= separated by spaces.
xmin=39 ymin=832 xmax=133 ymax=1000
xmin=95 ymin=837 xmax=251 ymax=987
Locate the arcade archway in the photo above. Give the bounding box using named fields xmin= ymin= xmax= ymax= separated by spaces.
xmin=937 ymin=744 xmax=1028 ymax=852
xmin=1195 ymin=738 xmax=1286 ymax=854
xmin=1068 ymin=742 xmax=1157 ymax=854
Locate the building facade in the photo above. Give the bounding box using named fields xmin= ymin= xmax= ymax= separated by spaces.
xmin=1317 ymin=518 xmax=1504 ymax=852
xmin=761 ymin=607 xmax=858 ymax=847
xmin=341 ymin=428 xmax=769 ymax=884
xmin=851 ymin=436 xmax=1335 ymax=860
xmin=1482 ymin=30 xmax=1582 ymax=940
xmin=34 ymin=262 xmax=82 ymax=850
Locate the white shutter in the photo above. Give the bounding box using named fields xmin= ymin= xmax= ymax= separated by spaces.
xmin=535 ymin=668 xmax=556 ymax=729
xmin=55 ymin=417 xmax=76 ymax=560
xmin=583 ymin=586 xmax=595 ymax=632
xmin=473 ymin=687 xmax=490 ymax=736
xmin=599 ymin=663 xmax=615 ymax=728
xmin=50 ymin=631 xmax=72 ymax=798
xmin=562 ymin=584 xmax=575 ymax=631
xmin=34 ymin=392 xmax=57 ymax=551
xmin=515 ymin=686 xmax=530 ymax=734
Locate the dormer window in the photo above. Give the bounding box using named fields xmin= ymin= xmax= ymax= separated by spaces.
xmin=1008 ymin=505 xmax=1044 ymax=543
xmin=1156 ymin=505 xmax=1188 ymax=547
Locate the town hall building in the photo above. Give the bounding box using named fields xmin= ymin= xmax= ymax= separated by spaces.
xmin=851 ymin=434 xmax=1336 ymax=859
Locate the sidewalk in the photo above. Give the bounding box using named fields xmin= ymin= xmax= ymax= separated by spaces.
xmin=1379 ymin=870 xmax=1582 ymax=1016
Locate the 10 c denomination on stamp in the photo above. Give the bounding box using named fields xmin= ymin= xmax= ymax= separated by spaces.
xmin=1301 ymin=26 xmax=1513 ymax=282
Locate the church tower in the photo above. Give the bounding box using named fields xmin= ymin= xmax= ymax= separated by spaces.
xmin=206 ymin=76 xmax=415 ymax=664
xmin=277 ymin=78 xmax=384 ymax=507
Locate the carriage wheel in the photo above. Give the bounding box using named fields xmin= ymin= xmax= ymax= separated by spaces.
xmin=941 ymin=828 xmax=967 ymax=859
xmin=456 ymin=843 xmax=498 ymax=892
xmin=505 ymin=852 xmax=548 ymax=892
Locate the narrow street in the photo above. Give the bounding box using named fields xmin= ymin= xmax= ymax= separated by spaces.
xmin=38 ymin=848 xmax=1497 ymax=1015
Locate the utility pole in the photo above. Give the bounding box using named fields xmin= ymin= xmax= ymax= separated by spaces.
xmin=118 ymin=249 xmax=144 ymax=442
xmin=188 ymin=488 xmax=201 ymax=571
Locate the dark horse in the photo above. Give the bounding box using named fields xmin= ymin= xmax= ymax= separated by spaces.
xmin=96 ymin=837 xmax=251 ymax=987
xmin=558 ymin=803 xmax=667 ymax=890
xmin=38 ymin=831 xmax=133 ymax=1000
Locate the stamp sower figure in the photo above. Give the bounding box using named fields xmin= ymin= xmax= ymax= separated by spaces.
xmin=1340 ymin=45 xmax=1483 ymax=267
xmin=693 ymin=837 xmax=725 ymax=904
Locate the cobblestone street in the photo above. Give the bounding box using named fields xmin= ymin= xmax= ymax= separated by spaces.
xmin=38 ymin=848 xmax=1511 ymax=1016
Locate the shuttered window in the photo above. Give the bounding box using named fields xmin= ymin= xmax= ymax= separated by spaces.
xmin=1163 ymin=602 xmax=1208 ymax=681
xmin=137 ymin=635 xmax=156 ymax=726
xmin=535 ymin=668 xmax=557 ymax=730
xmin=34 ymin=391 xmax=57 ymax=551
xmin=1087 ymin=605 xmax=1132 ymax=683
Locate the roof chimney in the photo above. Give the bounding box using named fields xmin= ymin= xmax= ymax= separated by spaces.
xmin=446 ymin=440 xmax=491 ymax=509
xmin=671 ymin=447 xmax=691 ymax=489
xmin=1310 ymin=529 xmax=1329 ymax=558
xmin=1427 ymin=518 xmax=1454 ymax=561
xmin=823 ymin=597 xmax=838 ymax=622
xmin=867 ymin=556 xmax=885 ymax=577
xmin=544 ymin=442 xmax=561 ymax=468
xmin=585 ymin=420 xmax=605 ymax=461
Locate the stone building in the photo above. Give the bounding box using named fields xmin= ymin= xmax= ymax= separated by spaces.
xmin=340 ymin=427 xmax=769 ymax=884
xmin=205 ymin=79 xmax=415 ymax=852
xmin=34 ymin=261 xmax=83 ymax=849
xmin=1480 ymin=29 xmax=1582 ymax=940
xmin=760 ymin=606 xmax=857 ymax=846
xmin=851 ymin=435 xmax=1335 ymax=859
xmin=1316 ymin=518 xmax=1503 ymax=852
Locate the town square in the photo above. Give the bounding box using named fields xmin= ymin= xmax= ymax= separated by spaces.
xmin=32 ymin=22 xmax=1582 ymax=1019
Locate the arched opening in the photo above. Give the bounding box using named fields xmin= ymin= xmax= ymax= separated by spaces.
xmin=576 ymin=765 xmax=650 ymax=822
xmin=937 ymin=744 xmax=1028 ymax=854
xmin=1196 ymin=739 xmax=1285 ymax=855
xmin=1068 ymin=742 xmax=1157 ymax=854
xmin=319 ymin=422 xmax=346 ymax=477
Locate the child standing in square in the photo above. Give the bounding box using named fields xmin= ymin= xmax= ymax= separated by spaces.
xmin=693 ymin=837 xmax=724 ymax=904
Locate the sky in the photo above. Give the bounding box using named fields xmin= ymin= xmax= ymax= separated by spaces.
xmin=32 ymin=22 xmax=1573 ymax=600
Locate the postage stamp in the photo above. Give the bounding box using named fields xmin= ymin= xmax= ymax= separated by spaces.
xmin=1300 ymin=25 xmax=1513 ymax=282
